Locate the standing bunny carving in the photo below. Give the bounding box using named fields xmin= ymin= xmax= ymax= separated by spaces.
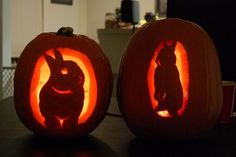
xmin=154 ymin=41 xmax=183 ymax=117
xmin=39 ymin=50 xmax=85 ymax=129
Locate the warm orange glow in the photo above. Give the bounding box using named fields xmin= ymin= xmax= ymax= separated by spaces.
xmin=61 ymin=67 xmax=68 ymax=75
xmin=147 ymin=41 xmax=189 ymax=118
xmin=157 ymin=110 xmax=172 ymax=118
xmin=52 ymin=86 xmax=72 ymax=94
xmin=30 ymin=48 xmax=97 ymax=127
xmin=55 ymin=116 xmax=69 ymax=128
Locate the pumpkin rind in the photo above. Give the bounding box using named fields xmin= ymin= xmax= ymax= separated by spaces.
xmin=14 ymin=30 xmax=113 ymax=137
xmin=117 ymin=18 xmax=223 ymax=139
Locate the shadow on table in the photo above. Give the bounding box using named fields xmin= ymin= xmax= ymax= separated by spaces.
xmin=127 ymin=123 xmax=236 ymax=157
xmin=2 ymin=134 xmax=118 ymax=157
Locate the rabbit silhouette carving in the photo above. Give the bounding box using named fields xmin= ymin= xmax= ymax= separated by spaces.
xmin=39 ymin=50 xmax=85 ymax=129
xmin=154 ymin=41 xmax=183 ymax=117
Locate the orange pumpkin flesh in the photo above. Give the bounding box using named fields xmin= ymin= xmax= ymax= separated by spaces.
xmin=14 ymin=27 xmax=113 ymax=137
xmin=117 ymin=19 xmax=223 ymax=139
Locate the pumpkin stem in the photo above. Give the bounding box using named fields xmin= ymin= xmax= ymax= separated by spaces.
xmin=56 ymin=27 xmax=74 ymax=37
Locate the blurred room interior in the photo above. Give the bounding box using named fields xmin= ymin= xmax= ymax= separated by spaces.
xmin=0 ymin=0 xmax=235 ymax=100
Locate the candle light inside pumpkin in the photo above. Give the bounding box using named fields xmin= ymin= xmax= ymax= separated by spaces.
xmin=147 ymin=41 xmax=189 ymax=117
xmin=30 ymin=48 xmax=97 ymax=127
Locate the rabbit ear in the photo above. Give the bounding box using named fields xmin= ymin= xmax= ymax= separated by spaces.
xmin=170 ymin=41 xmax=177 ymax=52
xmin=54 ymin=49 xmax=64 ymax=64
xmin=44 ymin=54 xmax=56 ymax=71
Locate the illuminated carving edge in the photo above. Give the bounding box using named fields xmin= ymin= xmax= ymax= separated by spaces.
xmin=30 ymin=48 xmax=97 ymax=127
xmin=147 ymin=41 xmax=189 ymax=118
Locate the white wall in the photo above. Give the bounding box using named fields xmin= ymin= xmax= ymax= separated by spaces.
xmin=78 ymin=0 xmax=87 ymax=35
xmin=11 ymin=0 xmax=87 ymax=57
xmin=139 ymin=0 xmax=156 ymax=19
xmin=10 ymin=0 xmax=155 ymax=57
xmin=2 ymin=0 xmax=11 ymax=66
xmin=87 ymin=0 xmax=156 ymax=41
xmin=43 ymin=0 xmax=80 ymax=34
xmin=11 ymin=0 xmax=43 ymax=57
xmin=0 ymin=0 xmax=3 ymax=99
xmin=87 ymin=0 xmax=120 ymax=41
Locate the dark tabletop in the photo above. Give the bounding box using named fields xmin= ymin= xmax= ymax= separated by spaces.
xmin=1 ymin=97 xmax=236 ymax=157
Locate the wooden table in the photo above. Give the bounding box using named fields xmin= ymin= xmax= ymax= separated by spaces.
xmin=1 ymin=97 xmax=236 ymax=157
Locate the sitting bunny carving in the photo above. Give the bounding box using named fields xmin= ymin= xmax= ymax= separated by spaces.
xmin=154 ymin=41 xmax=183 ymax=117
xmin=39 ymin=50 xmax=85 ymax=129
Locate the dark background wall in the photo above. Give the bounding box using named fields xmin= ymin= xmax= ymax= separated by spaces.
xmin=167 ymin=0 xmax=236 ymax=81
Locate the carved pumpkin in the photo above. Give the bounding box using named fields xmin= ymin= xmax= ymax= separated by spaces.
xmin=117 ymin=19 xmax=223 ymax=139
xmin=14 ymin=27 xmax=113 ymax=137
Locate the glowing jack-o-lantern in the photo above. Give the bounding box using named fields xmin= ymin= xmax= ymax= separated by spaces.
xmin=117 ymin=19 xmax=223 ymax=139
xmin=14 ymin=27 xmax=113 ymax=137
